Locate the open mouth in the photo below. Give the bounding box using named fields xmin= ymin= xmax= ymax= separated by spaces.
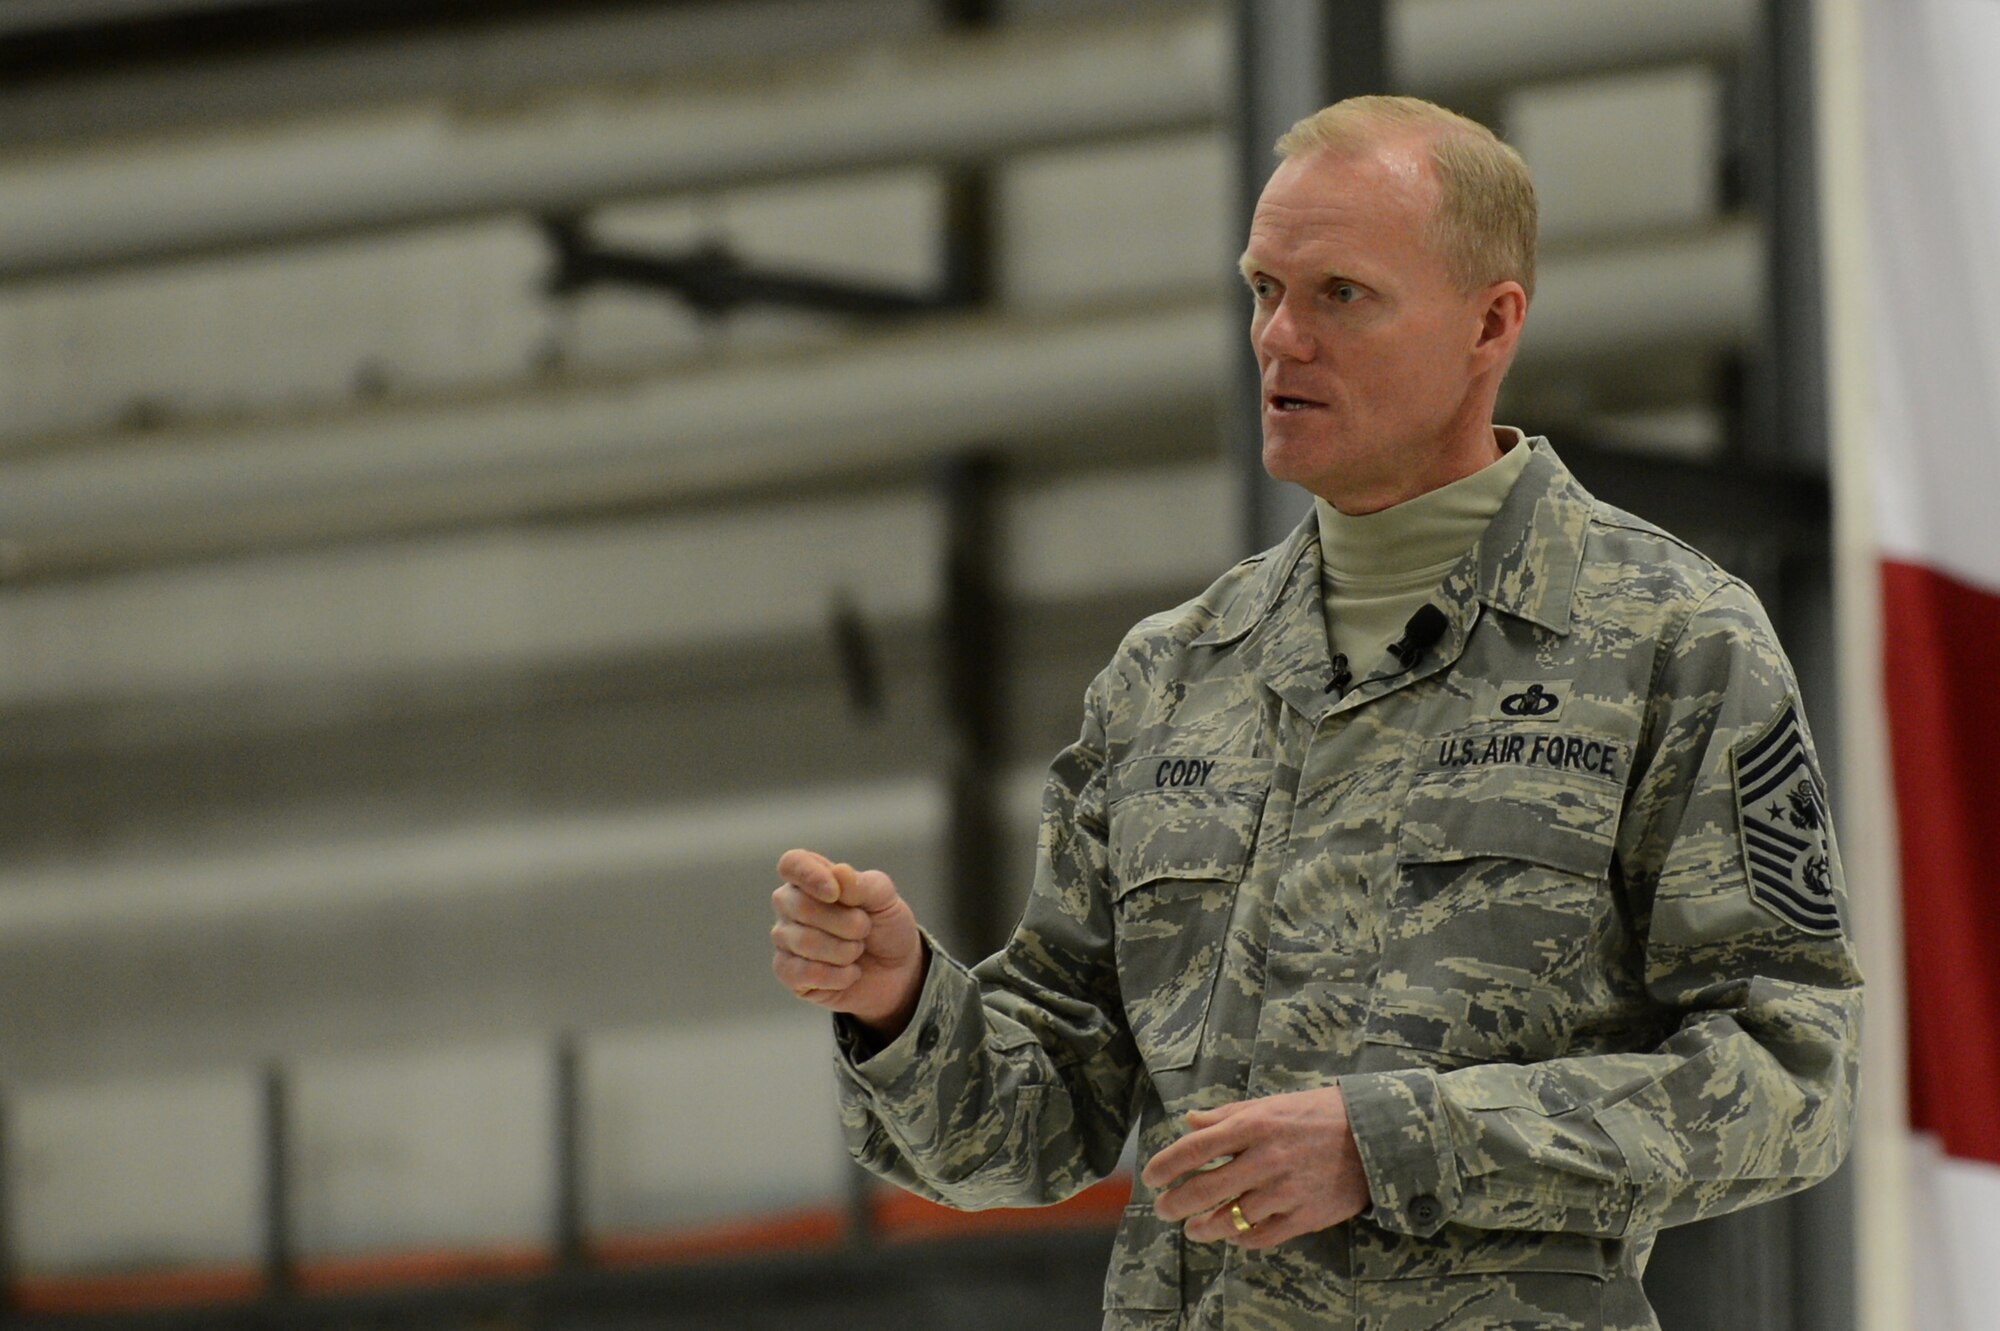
xmin=1267 ymin=395 xmax=1325 ymax=413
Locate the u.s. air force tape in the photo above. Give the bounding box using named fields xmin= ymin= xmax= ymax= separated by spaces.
xmin=1427 ymin=728 xmax=1625 ymax=782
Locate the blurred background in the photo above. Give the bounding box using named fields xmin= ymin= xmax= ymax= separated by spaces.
xmin=0 ymin=0 xmax=1910 ymax=1328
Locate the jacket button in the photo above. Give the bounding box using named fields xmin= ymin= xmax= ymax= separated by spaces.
xmin=1409 ymin=1194 xmax=1444 ymax=1228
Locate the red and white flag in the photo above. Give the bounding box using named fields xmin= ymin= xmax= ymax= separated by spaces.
xmin=1857 ymin=0 xmax=2000 ymax=1323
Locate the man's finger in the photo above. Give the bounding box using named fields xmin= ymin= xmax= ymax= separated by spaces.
xmin=771 ymin=885 xmax=872 ymax=941
xmin=772 ymin=951 xmax=862 ymax=993
xmin=1186 ymin=1100 xmax=1252 ymax=1127
xmin=776 ymin=848 xmax=841 ymax=903
xmin=1186 ymin=1197 xmax=1260 ymax=1245
xmin=1235 ymin=1223 xmax=1299 ymax=1251
xmin=839 ymin=867 xmax=900 ymax=914
xmin=1141 ymin=1115 xmax=1254 ymax=1190
xmin=771 ymin=920 xmax=866 ymax=966
xmin=1152 ymin=1148 xmax=1265 ymax=1223
xmin=1154 ymin=1170 xmax=1233 ymax=1223
xmin=1189 ymin=1202 xmax=1301 ymax=1250
xmin=1140 ymin=1131 xmax=1215 ymax=1191
xmin=787 ymin=983 xmax=846 ymax=1009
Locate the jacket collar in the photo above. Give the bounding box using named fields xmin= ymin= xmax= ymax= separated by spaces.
xmin=1188 ymin=508 xmax=1329 ymax=720
xmin=1469 ymin=438 xmax=1591 ymax=635
xmin=1192 ymin=438 xmax=1594 ymax=721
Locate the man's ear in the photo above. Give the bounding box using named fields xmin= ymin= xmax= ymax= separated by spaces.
xmin=1473 ymin=281 xmax=1528 ymax=369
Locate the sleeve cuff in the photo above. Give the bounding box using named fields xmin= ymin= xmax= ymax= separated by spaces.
xmin=833 ymin=930 xmax=971 ymax=1098
xmin=1339 ymin=1068 xmax=1462 ymax=1238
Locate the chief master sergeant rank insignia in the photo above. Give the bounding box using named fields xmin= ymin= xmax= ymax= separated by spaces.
xmin=1732 ymin=699 xmax=1840 ymax=935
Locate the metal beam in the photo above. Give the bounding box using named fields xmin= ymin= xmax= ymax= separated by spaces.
xmin=0 ymin=464 xmax=1242 ymax=713
xmin=1393 ymin=0 xmax=1752 ymax=95
xmin=0 ymin=1 xmax=1765 ymax=280
xmin=261 ymin=1065 xmax=295 ymax=1300
xmin=0 ymin=1 xmax=935 ymax=157
xmin=0 ymin=298 xmax=1232 ymax=574
xmin=0 ymin=225 xmax=1756 ymax=576
xmin=1639 ymin=3 xmax=1846 ymax=1326
xmin=0 ymin=1095 xmax=13 ymax=1319
xmin=0 ymin=435 xmax=1835 ymax=724
xmin=1744 ymin=0 xmax=1831 ymax=473
xmin=1760 ymin=4 xmax=1853 ymax=1331
xmin=541 ymin=222 xmax=972 ymax=319
xmin=940 ymin=453 xmax=1009 ymax=961
xmin=1232 ymin=0 xmax=1391 ymax=553
xmin=553 ymin=1036 xmax=587 ymax=1271
xmin=0 ymin=0 xmax=642 ymax=75
xmin=0 ymin=13 xmax=1229 ymax=281
xmin=1557 ymin=435 xmax=1828 ymax=552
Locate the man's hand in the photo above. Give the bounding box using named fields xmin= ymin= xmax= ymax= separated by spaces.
xmin=771 ymin=848 xmax=927 ymax=1041
xmin=1141 ymin=1087 xmax=1372 ymax=1248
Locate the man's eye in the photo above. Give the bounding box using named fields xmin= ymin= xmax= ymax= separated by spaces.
xmin=1250 ymin=278 xmax=1277 ymax=300
xmin=1333 ymin=283 xmax=1359 ymax=304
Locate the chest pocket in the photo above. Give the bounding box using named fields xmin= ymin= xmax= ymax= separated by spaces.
xmin=1107 ymin=755 xmax=1270 ymax=1075
xmin=1364 ymin=758 xmax=1625 ymax=1067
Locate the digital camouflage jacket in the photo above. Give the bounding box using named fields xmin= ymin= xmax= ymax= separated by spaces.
xmin=834 ymin=441 xmax=1862 ymax=1331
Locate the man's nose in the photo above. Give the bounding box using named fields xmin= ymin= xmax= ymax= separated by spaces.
xmin=1255 ymin=299 xmax=1313 ymax=362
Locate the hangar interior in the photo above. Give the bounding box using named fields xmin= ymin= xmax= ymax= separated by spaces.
xmin=0 ymin=1 xmax=1845 ymax=1327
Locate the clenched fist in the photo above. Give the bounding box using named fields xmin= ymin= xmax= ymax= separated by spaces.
xmin=771 ymin=848 xmax=927 ymax=1041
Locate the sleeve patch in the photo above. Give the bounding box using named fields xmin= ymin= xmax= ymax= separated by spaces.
xmin=1731 ymin=700 xmax=1841 ymax=935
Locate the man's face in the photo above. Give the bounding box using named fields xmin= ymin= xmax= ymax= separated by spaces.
xmin=1240 ymin=140 xmax=1505 ymax=513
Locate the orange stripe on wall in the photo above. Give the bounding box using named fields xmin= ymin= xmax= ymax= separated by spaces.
xmin=14 ymin=1267 xmax=263 ymax=1316
xmin=9 ymin=1175 xmax=1129 ymax=1316
xmin=296 ymin=1244 xmax=552 ymax=1295
xmin=593 ymin=1205 xmax=848 ymax=1268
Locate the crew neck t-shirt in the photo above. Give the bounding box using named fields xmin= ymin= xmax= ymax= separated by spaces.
xmin=1313 ymin=427 xmax=1533 ymax=683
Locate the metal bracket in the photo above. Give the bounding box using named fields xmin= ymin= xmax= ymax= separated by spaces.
xmin=540 ymin=215 xmax=970 ymax=321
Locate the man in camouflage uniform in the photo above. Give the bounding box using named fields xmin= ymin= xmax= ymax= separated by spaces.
xmin=770 ymin=96 xmax=1860 ymax=1330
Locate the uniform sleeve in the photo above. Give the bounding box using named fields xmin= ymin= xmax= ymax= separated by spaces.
xmin=1338 ymin=579 xmax=1863 ymax=1239
xmin=831 ymin=672 xmax=1142 ymax=1209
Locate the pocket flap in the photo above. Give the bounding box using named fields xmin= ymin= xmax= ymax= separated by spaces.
xmin=1399 ymin=762 xmax=1621 ymax=878
xmin=1353 ymin=1220 xmax=1619 ymax=1282
xmin=1102 ymin=1202 xmax=1184 ymax=1312
xmin=1109 ymin=800 xmax=1264 ymax=901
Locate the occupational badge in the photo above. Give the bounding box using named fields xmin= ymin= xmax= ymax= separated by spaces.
xmin=1731 ymin=700 xmax=1840 ymax=935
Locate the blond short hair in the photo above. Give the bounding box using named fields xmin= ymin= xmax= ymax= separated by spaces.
xmin=1275 ymin=95 xmax=1538 ymax=301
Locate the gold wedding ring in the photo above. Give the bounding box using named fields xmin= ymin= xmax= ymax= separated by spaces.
xmin=1229 ymin=1203 xmax=1254 ymax=1235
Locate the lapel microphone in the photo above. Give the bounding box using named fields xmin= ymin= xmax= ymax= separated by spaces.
xmin=1387 ymin=604 xmax=1449 ymax=670
xmin=1326 ymin=653 xmax=1353 ymax=695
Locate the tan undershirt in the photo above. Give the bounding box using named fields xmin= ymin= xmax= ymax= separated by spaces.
xmin=1315 ymin=428 xmax=1532 ymax=683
